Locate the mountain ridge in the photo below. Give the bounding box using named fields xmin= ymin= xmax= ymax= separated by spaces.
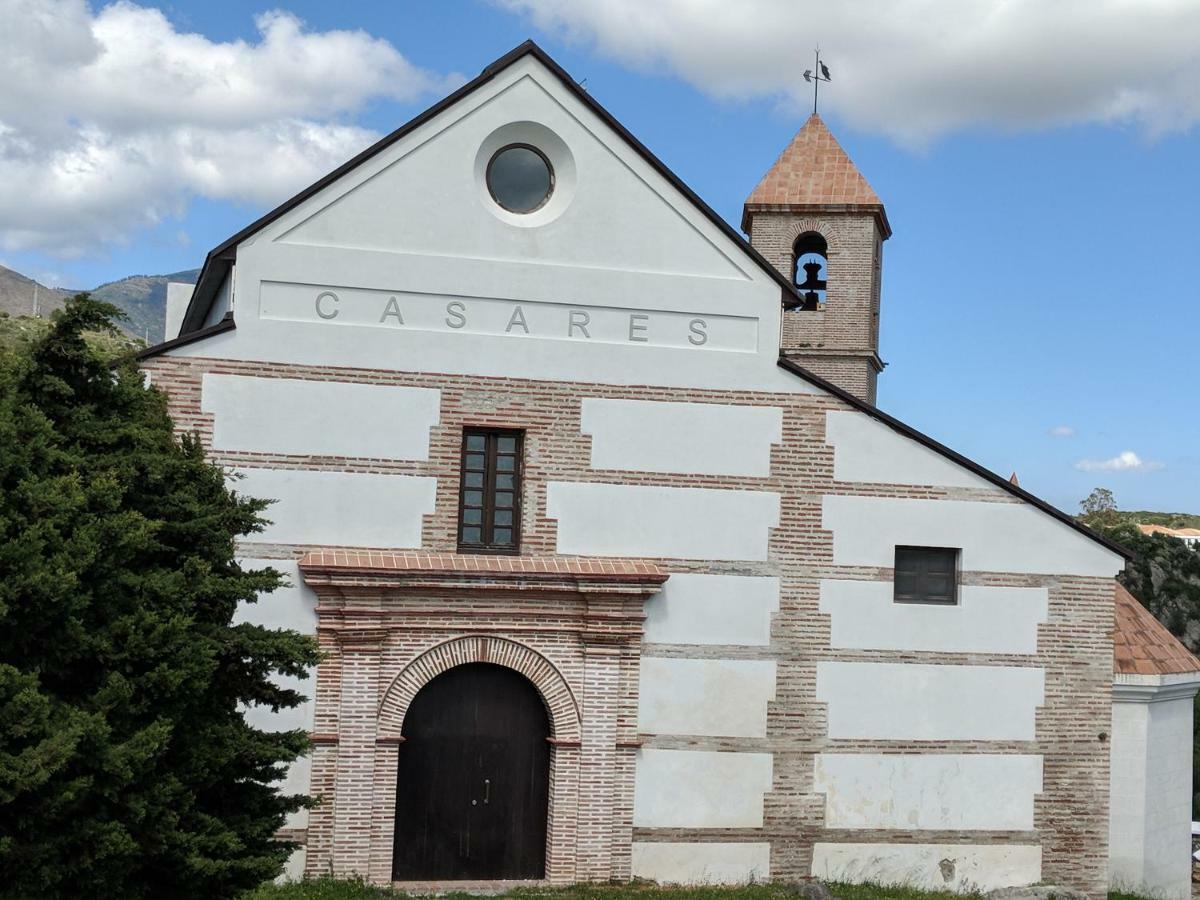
xmin=0 ymin=265 xmax=199 ymax=344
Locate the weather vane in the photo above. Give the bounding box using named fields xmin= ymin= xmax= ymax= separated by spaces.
xmin=803 ymin=47 xmax=832 ymax=116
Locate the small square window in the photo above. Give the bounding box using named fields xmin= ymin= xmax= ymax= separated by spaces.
xmin=894 ymin=546 xmax=959 ymax=605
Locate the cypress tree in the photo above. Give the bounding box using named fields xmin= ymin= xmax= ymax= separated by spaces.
xmin=0 ymin=296 xmax=320 ymax=898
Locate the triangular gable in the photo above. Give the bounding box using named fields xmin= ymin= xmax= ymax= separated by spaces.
xmin=178 ymin=40 xmax=800 ymax=335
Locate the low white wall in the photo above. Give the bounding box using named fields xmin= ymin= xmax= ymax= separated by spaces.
xmin=638 ymin=657 xmax=776 ymax=737
xmin=581 ymin=398 xmax=782 ymax=476
xmin=230 ymin=466 xmax=436 ymax=547
xmin=811 ymin=842 xmax=1042 ymax=892
xmin=821 ymin=580 xmax=1047 ymax=654
xmin=1109 ymin=679 xmax=1200 ymax=900
xmin=644 ymin=574 xmax=779 ymax=646
xmin=816 ymin=661 xmax=1045 ymax=741
xmin=202 ymin=374 xmax=440 ymax=459
xmin=814 ymin=754 xmax=1043 ymax=830
xmin=822 ymin=495 xmax=1122 ymax=577
xmin=633 ymin=748 xmax=773 ymax=827
xmin=546 ymin=482 xmax=779 ymax=560
xmin=631 ymin=841 xmax=770 ymax=883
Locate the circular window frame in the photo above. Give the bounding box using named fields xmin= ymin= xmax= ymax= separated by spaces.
xmin=485 ymin=142 xmax=556 ymax=215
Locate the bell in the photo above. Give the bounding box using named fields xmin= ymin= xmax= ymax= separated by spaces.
xmin=799 ymin=260 xmax=826 ymax=293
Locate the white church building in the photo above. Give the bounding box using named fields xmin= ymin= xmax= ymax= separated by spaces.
xmin=140 ymin=41 xmax=1200 ymax=898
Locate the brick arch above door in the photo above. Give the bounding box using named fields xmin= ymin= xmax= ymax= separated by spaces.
xmin=378 ymin=634 xmax=583 ymax=743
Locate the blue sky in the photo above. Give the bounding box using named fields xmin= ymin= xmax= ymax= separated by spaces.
xmin=2 ymin=0 xmax=1197 ymax=516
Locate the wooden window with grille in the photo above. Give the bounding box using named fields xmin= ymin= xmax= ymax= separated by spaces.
xmin=893 ymin=545 xmax=959 ymax=605
xmin=458 ymin=428 xmax=523 ymax=554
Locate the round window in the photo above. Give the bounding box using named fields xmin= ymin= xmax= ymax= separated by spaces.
xmin=486 ymin=144 xmax=554 ymax=213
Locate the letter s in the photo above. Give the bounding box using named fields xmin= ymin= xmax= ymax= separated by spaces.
xmin=446 ymin=300 xmax=466 ymax=329
xmin=688 ymin=317 xmax=708 ymax=346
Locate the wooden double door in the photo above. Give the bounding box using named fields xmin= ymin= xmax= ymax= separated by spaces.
xmin=391 ymin=663 xmax=550 ymax=880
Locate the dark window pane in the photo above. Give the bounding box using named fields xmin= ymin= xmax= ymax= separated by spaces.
xmin=894 ymin=546 xmax=958 ymax=604
xmin=458 ymin=429 xmax=524 ymax=553
xmin=486 ymin=145 xmax=553 ymax=214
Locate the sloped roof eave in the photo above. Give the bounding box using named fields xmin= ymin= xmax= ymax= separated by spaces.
xmin=775 ymin=356 xmax=1131 ymax=561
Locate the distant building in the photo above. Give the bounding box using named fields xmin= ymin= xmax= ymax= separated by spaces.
xmin=1138 ymin=523 xmax=1200 ymax=547
xmin=136 ymin=39 xmax=1192 ymax=900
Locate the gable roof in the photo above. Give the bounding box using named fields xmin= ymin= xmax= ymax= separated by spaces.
xmin=174 ymin=39 xmax=802 ymax=338
xmin=743 ymin=114 xmax=890 ymax=237
xmin=1114 ymin=583 xmax=1200 ymax=676
xmin=776 ymin=357 xmax=1130 ymax=559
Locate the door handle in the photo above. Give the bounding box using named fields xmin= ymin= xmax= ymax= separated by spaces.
xmin=483 ymin=778 xmax=490 ymax=805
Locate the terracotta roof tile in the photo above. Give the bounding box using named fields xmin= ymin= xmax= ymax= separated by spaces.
xmin=746 ymin=114 xmax=884 ymax=211
xmin=1113 ymin=583 xmax=1200 ymax=676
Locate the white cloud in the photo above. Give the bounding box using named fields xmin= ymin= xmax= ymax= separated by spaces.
xmin=496 ymin=0 xmax=1200 ymax=146
xmin=0 ymin=1 xmax=458 ymax=256
xmin=1049 ymin=425 xmax=1076 ymax=438
xmin=1075 ymin=450 xmax=1164 ymax=472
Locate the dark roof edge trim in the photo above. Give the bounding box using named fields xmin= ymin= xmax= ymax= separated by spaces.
xmin=775 ymin=357 xmax=1131 ymax=560
xmin=179 ymin=39 xmax=803 ymax=335
xmin=136 ymin=313 xmax=235 ymax=361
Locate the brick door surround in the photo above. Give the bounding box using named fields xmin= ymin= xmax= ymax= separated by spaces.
xmin=296 ymin=551 xmax=668 ymax=885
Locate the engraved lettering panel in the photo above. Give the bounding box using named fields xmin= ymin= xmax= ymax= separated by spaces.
xmin=258 ymin=281 xmax=757 ymax=353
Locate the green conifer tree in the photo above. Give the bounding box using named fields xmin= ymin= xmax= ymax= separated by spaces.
xmin=0 ymin=296 xmax=320 ymax=898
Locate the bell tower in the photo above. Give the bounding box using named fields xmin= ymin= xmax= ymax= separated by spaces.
xmin=743 ymin=114 xmax=890 ymax=404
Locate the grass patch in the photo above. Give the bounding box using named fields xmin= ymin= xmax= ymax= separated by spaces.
xmin=243 ymin=881 xmax=1156 ymax=900
xmin=243 ymin=880 xmax=981 ymax=900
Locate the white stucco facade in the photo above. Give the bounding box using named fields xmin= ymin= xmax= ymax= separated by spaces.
xmin=133 ymin=40 xmax=1168 ymax=897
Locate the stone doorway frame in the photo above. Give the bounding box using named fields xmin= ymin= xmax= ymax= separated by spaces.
xmin=296 ymin=551 xmax=667 ymax=886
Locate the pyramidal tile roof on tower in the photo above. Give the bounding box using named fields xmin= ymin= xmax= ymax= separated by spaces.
xmin=743 ymin=113 xmax=890 ymax=236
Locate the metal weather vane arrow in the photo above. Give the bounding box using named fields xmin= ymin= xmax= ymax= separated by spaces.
xmin=802 ymin=48 xmax=832 ymax=116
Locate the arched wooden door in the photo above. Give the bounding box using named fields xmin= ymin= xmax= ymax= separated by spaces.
xmin=391 ymin=662 xmax=550 ymax=880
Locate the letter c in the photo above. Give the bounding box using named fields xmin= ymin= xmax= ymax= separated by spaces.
xmin=315 ymin=291 xmax=339 ymax=320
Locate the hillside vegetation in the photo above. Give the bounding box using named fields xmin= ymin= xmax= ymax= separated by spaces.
xmin=0 ymin=264 xmax=198 ymax=344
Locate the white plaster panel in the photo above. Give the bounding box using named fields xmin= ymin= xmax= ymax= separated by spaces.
xmin=230 ymin=467 xmax=436 ymax=548
xmin=817 ymin=661 xmax=1044 ymax=741
xmin=826 ymin=411 xmax=996 ymax=489
xmin=820 ymin=580 xmax=1048 ymax=654
xmin=814 ymin=754 xmax=1043 ymax=830
xmin=633 ymin=749 xmax=773 ymax=828
xmin=202 ymin=374 xmax=440 ymax=459
xmin=165 ymin=282 xmax=193 ymax=340
xmin=233 ymin=558 xmax=316 ymax=826
xmin=638 ymin=658 xmax=776 ymax=737
xmin=644 ymin=574 xmax=779 ymax=646
xmin=581 ymin=398 xmax=782 ymax=476
xmin=546 ymin=482 xmax=779 ymax=560
xmin=234 ymin=557 xmax=318 ymax=735
xmin=822 ymin=495 xmax=1122 ymax=576
xmin=631 ymin=842 xmax=770 ymax=884
xmin=811 ymin=843 xmax=1042 ymax=892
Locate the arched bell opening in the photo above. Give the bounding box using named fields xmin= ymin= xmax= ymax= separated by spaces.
xmin=793 ymin=231 xmax=828 ymax=311
xmin=391 ymin=662 xmax=550 ymax=881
